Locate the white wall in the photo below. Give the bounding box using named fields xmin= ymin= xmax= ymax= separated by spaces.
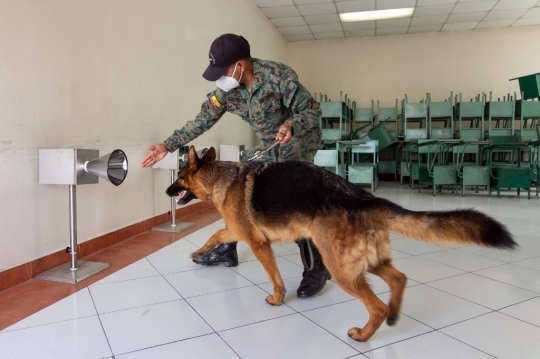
xmin=0 ymin=0 xmax=288 ymax=271
xmin=289 ymin=26 xmax=540 ymax=109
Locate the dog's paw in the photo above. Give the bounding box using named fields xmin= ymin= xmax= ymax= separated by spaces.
xmin=190 ymin=250 xmax=207 ymax=260
xmin=265 ymin=295 xmax=283 ymax=306
xmin=347 ymin=327 xmax=368 ymax=342
xmin=386 ymin=315 xmax=399 ymax=326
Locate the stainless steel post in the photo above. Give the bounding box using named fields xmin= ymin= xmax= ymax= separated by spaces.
xmin=170 ymin=169 xmax=176 ymax=227
xmin=69 ymin=184 xmax=78 ymax=271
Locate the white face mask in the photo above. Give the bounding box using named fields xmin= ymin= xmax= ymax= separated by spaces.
xmin=216 ymin=62 xmax=243 ymax=92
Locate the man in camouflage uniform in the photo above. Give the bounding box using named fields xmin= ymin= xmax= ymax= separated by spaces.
xmin=142 ymin=34 xmax=330 ymax=298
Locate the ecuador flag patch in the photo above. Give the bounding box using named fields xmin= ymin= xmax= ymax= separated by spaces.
xmin=209 ymin=95 xmax=222 ymax=110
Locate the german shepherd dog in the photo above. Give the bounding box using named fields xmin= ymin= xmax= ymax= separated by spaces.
xmin=166 ymin=146 xmax=516 ymax=342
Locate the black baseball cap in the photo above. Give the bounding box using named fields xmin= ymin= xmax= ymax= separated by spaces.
xmin=202 ymin=34 xmax=251 ymax=81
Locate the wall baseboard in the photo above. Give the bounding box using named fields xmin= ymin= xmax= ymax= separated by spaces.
xmin=0 ymin=202 xmax=213 ymax=293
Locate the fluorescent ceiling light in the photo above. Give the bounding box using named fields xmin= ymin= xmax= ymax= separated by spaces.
xmin=340 ymin=8 xmax=414 ymax=22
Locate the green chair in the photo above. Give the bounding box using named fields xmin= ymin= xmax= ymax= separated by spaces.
xmin=486 ymin=136 xmax=531 ymax=198
xmin=415 ymin=140 xmax=459 ymax=196
xmin=428 ymin=92 xmax=454 ymax=139
xmin=403 ymin=94 xmax=428 ymax=140
xmin=319 ymin=92 xmax=352 ymax=140
xmin=455 ymin=93 xmax=485 ymax=140
xmin=515 ymin=94 xmax=540 ymax=142
xmin=486 ymin=92 xmax=516 ymax=138
xmin=314 ymin=149 xmax=345 ymax=178
xmin=530 ymin=125 xmax=540 ymax=196
xmin=375 ymin=99 xmax=401 ymax=180
xmin=377 ymin=99 xmax=399 ymax=139
xmin=348 ymin=140 xmax=379 ymax=193
xmin=455 ymin=141 xmax=491 ymax=196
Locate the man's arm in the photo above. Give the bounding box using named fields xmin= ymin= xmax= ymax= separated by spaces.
xmin=164 ymin=92 xmax=227 ymax=152
xmin=279 ymin=69 xmax=322 ymax=137
xmin=141 ymin=91 xmax=226 ymax=168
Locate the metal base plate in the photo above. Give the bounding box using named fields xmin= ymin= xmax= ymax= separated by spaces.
xmin=151 ymin=221 xmax=196 ymax=233
xmin=35 ymin=261 xmax=110 ymax=284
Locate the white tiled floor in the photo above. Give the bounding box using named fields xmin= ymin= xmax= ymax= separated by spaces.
xmin=2 ymin=182 xmax=540 ymax=358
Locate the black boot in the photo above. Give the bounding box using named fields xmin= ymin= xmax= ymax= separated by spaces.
xmin=296 ymin=239 xmax=331 ymax=298
xmin=192 ymin=242 xmax=238 ymax=267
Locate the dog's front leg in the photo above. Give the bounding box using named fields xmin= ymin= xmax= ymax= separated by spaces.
xmin=248 ymin=241 xmax=286 ymax=306
xmin=190 ymin=228 xmax=236 ymax=260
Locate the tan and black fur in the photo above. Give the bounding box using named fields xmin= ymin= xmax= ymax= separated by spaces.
xmin=166 ymin=146 xmax=516 ymax=342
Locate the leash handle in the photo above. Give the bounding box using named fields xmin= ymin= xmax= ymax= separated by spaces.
xmin=247 ymin=130 xmax=287 ymax=162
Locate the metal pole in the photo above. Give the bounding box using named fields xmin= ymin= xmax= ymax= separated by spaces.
xmin=170 ymin=169 xmax=176 ymax=227
xmin=69 ymin=184 xmax=78 ymax=271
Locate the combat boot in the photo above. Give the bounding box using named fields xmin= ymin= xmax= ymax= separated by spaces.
xmin=192 ymin=242 xmax=238 ymax=267
xmin=296 ymin=239 xmax=331 ymax=298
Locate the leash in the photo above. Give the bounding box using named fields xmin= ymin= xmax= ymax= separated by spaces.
xmin=299 ymin=239 xmax=315 ymax=271
xmin=247 ymin=130 xmax=286 ymax=162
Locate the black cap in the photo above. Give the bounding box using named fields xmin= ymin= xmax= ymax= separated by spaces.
xmin=202 ymin=34 xmax=250 ymax=81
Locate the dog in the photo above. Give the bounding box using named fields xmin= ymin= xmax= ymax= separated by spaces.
xmin=166 ymin=146 xmax=516 ymax=342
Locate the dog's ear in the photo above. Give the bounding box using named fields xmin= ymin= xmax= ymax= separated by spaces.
xmin=188 ymin=146 xmax=199 ymax=169
xmin=201 ymin=147 xmax=216 ymax=162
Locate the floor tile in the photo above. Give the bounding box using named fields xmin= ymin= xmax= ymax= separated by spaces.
xmin=231 ymin=257 xmax=304 ymax=284
xmin=2 ymin=288 xmax=97 ymax=331
xmin=271 ymin=242 xmax=299 ymax=256
xmin=0 ymin=316 xmax=111 ymax=359
xmin=504 ymin=218 xmax=538 ymax=237
xmin=259 ymin=277 xmax=355 ymax=312
xmin=237 ymin=242 xmax=257 ymax=262
xmin=91 ymin=258 xmax=160 ymax=285
xmin=163 ymin=266 xmax=253 ymax=298
xmin=146 ymin=251 xmax=211 ymax=274
xmin=115 ymin=333 xmax=239 ymax=359
xmin=392 ymin=257 xmax=465 ymax=283
xmin=474 ymin=263 xmax=540 ymax=293
xmin=441 ymin=312 xmax=540 ymax=359
xmin=302 ymin=297 xmax=433 ymax=353
xmin=419 ymin=248 xmax=506 ymax=272
xmin=186 ymin=286 xmax=295 ymax=332
xmin=390 ymin=249 xmax=411 ymax=260
xmin=99 ymin=300 xmax=213 ymax=355
xmin=219 ymin=314 xmax=359 ymax=359
xmin=512 ymin=256 xmax=540 ymax=271
xmin=427 ymin=273 xmax=538 ymax=310
xmin=400 ymin=285 xmax=491 ymax=329
xmin=456 ymin=241 xmax=540 ymax=262
xmin=211 ymin=219 xmax=226 ymax=229
xmin=184 ymin=226 xmax=223 ymax=247
xmin=146 ymin=239 xmax=199 ymax=257
xmin=389 ymin=238 xmax=448 ymax=256
xmin=280 ymin=253 xmax=303 ymax=266
xmin=364 ymin=331 xmax=493 ymax=359
xmin=499 ymin=297 xmax=540 ymax=328
xmin=89 ymin=276 xmax=181 ymax=313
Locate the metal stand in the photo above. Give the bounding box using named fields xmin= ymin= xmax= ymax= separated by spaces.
xmin=36 ymin=185 xmax=110 ymax=284
xmin=151 ymin=170 xmax=195 ymax=233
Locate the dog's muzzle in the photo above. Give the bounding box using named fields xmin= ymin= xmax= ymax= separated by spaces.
xmin=165 ymin=184 xmax=197 ymax=205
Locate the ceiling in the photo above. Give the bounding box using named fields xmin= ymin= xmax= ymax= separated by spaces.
xmin=252 ymin=0 xmax=540 ymax=41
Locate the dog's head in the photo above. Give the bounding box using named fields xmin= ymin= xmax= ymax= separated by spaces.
xmin=165 ymin=146 xmax=217 ymax=205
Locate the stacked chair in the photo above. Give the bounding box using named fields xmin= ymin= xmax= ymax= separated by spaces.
xmin=313 ymin=72 xmax=540 ymax=198
xmin=318 ymin=91 xmax=352 ymax=145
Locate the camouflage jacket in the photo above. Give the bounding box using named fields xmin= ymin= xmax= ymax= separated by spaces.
xmin=164 ymin=58 xmax=323 ymax=163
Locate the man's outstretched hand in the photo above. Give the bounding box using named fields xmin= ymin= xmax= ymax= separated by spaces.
xmin=141 ymin=143 xmax=169 ymax=168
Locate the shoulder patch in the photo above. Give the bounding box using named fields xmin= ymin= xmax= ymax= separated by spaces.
xmin=209 ymin=95 xmax=222 ymax=109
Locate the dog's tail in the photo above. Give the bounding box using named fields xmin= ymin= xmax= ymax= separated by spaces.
xmin=387 ymin=206 xmax=516 ymax=249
